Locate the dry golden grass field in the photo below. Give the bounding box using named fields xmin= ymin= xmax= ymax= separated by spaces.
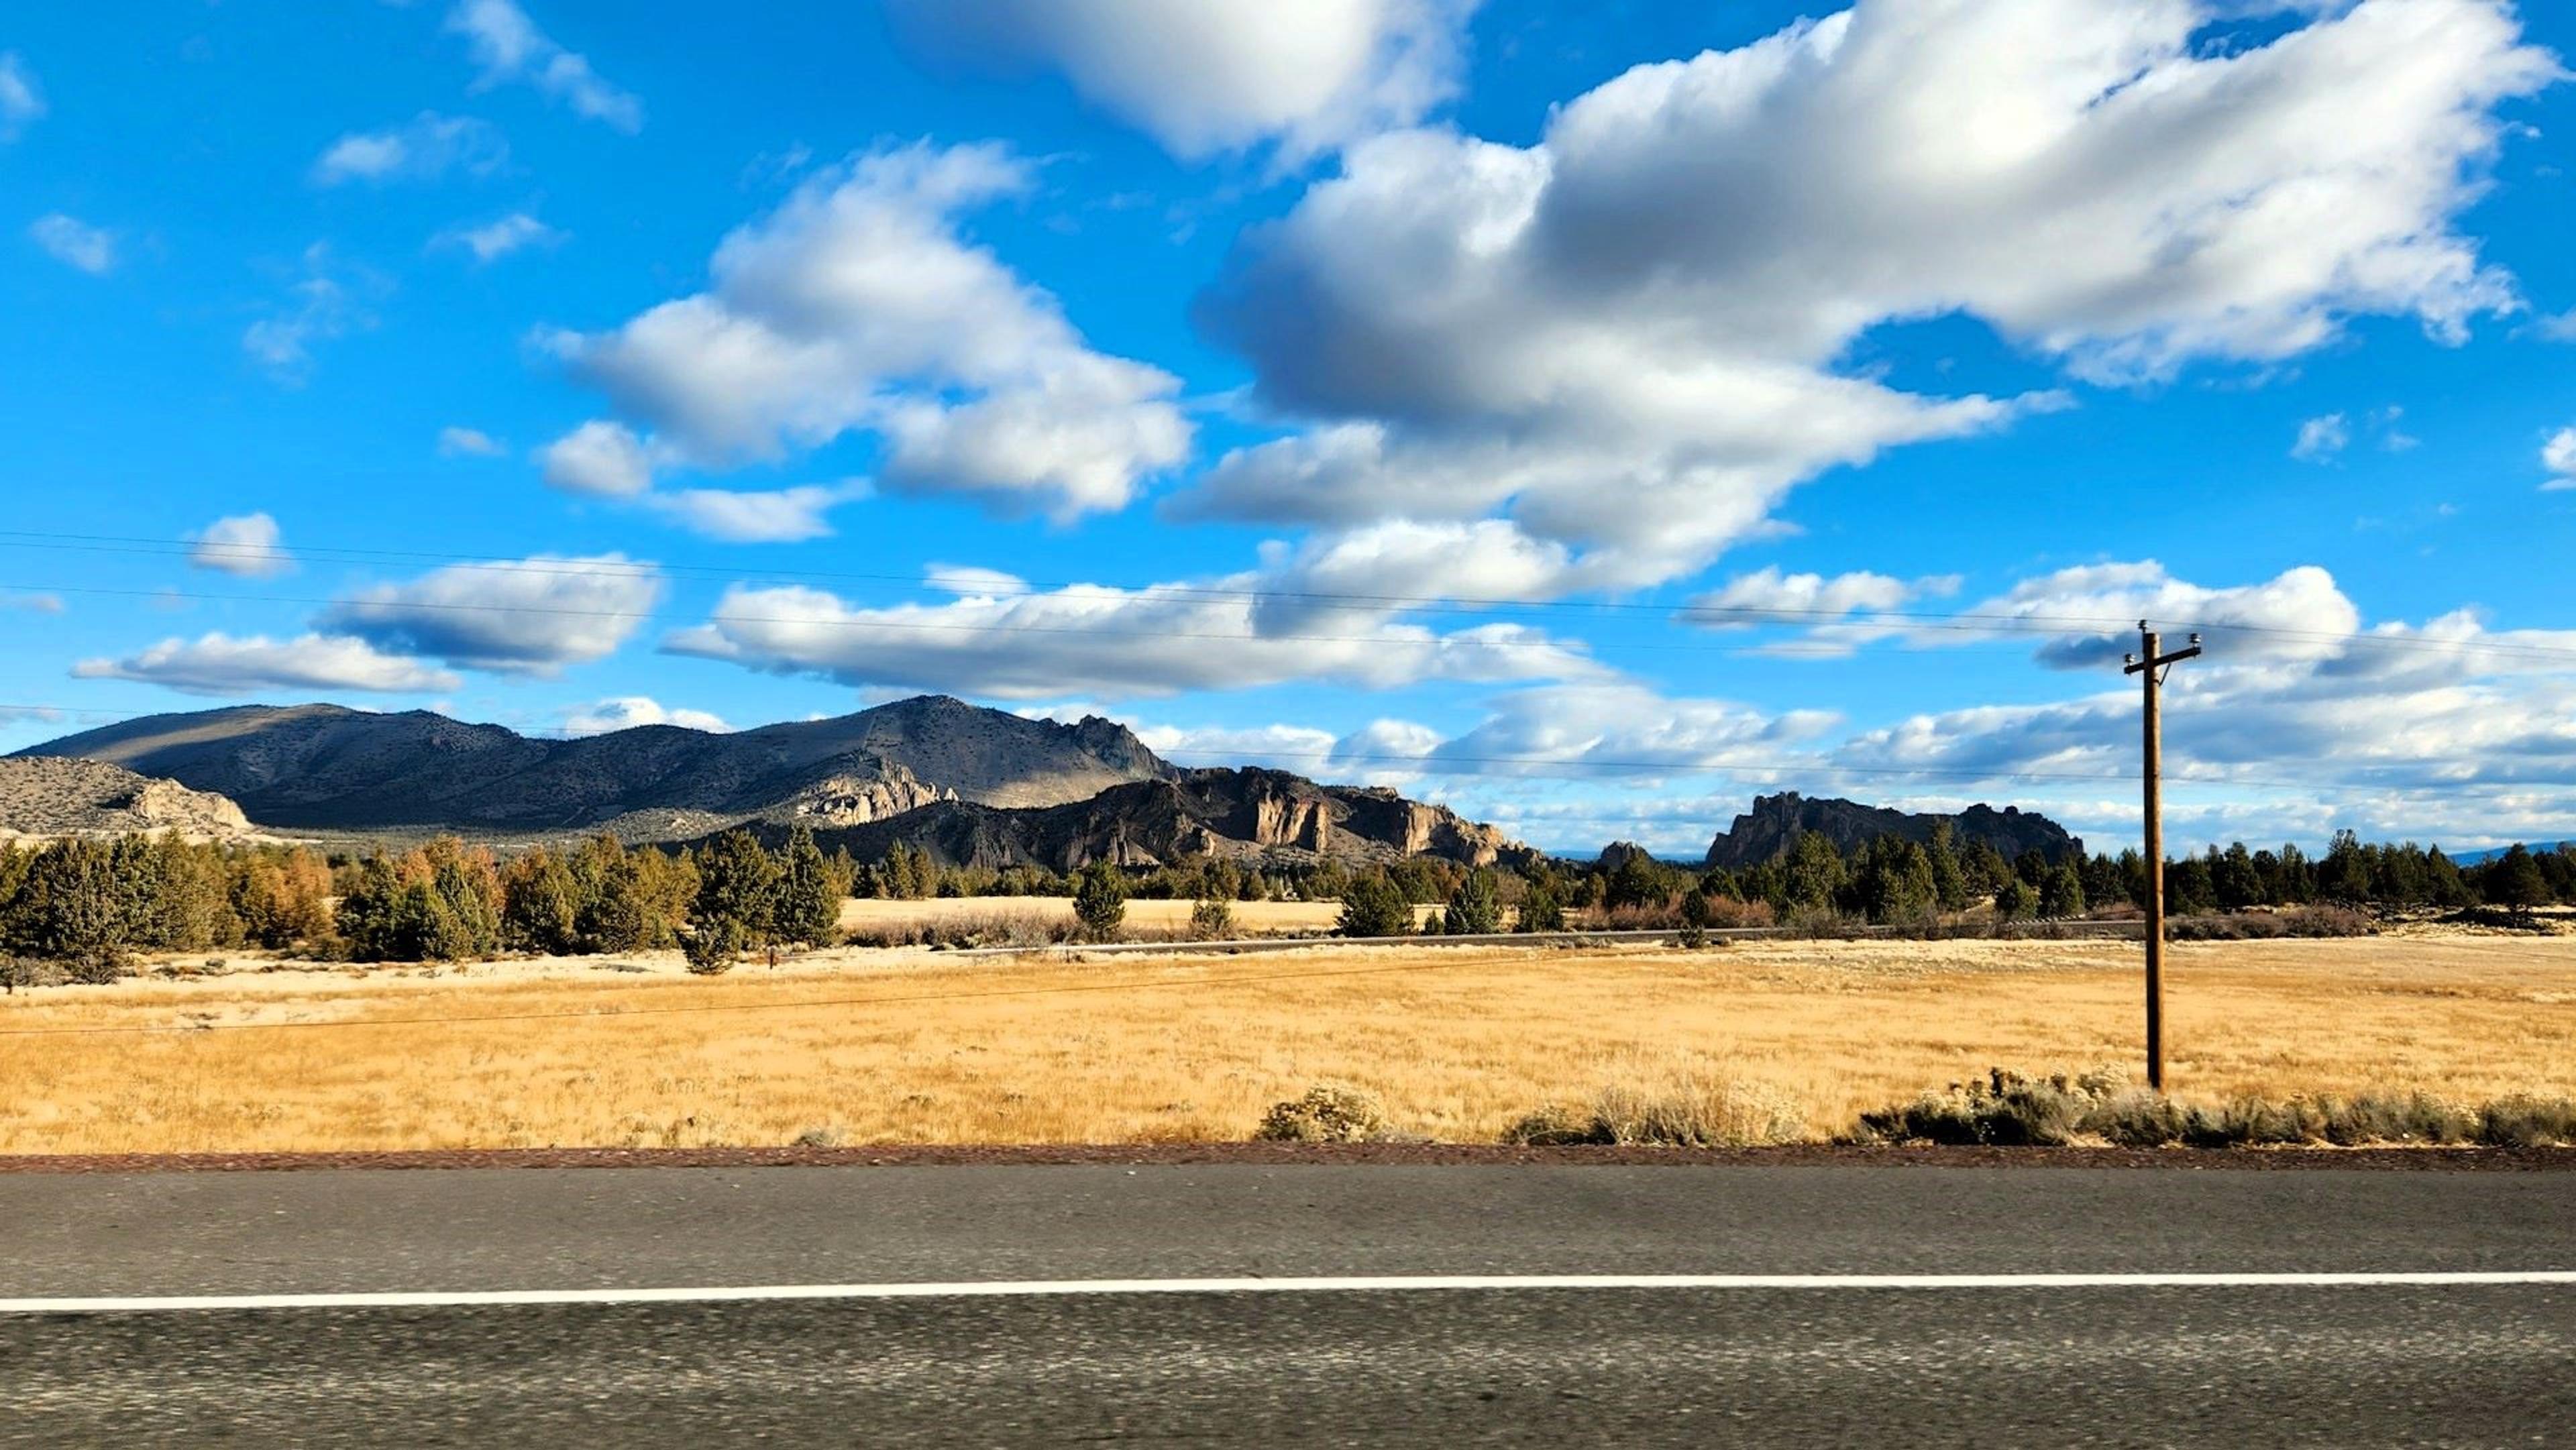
xmin=835 ymin=895 xmax=1442 ymax=935
xmin=3 ymin=932 xmax=2569 ymax=1156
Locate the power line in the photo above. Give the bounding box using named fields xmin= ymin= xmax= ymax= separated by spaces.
xmin=7 ymin=529 xmax=2575 ymax=665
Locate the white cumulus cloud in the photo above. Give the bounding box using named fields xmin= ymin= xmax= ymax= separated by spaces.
xmin=74 ymin=633 xmax=460 ymax=696
xmin=2543 ymin=426 xmax=2576 ymax=490
xmin=562 ymin=696 xmax=731 ymax=736
xmin=1184 ymin=0 xmax=2557 ymax=588
xmin=640 ymin=482 xmax=867 ymax=543
xmin=545 ymin=142 xmax=1190 ymax=520
xmin=662 ymin=547 xmax=1606 ymax=701
xmin=887 ymin=0 xmax=1478 ymax=162
xmin=539 ymin=419 xmax=655 ymax=496
xmin=185 ymin=513 xmax=294 ymax=578
xmin=321 ymin=553 xmax=663 ymax=674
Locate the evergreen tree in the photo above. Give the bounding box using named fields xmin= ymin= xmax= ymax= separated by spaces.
xmin=2424 ymin=847 xmax=2471 ymax=909
xmin=3 ymin=839 xmax=127 ymax=982
xmin=2165 ymin=854 xmax=2215 ymax=915
xmin=1517 ymin=882 xmax=1566 ymax=933
xmin=1440 ymin=868 xmax=1503 ymax=934
xmin=1925 ymin=821 xmax=1969 ymax=912
xmin=2319 ymin=829 xmax=2372 ymax=904
xmin=1851 ymin=837 xmax=1935 ymax=924
xmin=2039 ymin=860 xmax=2086 ymax=919
xmin=1336 ymin=871 xmax=1413 ymax=937
xmin=231 ymin=848 xmax=333 ymax=950
xmin=500 ymin=848 xmax=581 ymax=955
xmin=692 ymin=830 xmax=780 ymax=947
xmin=773 ymin=825 xmax=844 ymax=949
xmin=2212 ymin=842 xmax=2263 ymax=911
xmin=2273 ymin=842 xmax=2315 ymax=903
xmin=1187 ymin=893 xmax=1236 ymax=940
xmin=422 ymin=838 xmax=504 ymax=960
xmin=1071 ymin=860 xmax=1128 ymax=941
xmin=1784 ymin=830 xmax=1846 ymax=912
xmin=1603 ymin=853 xmax=1663 ymax=912
xmin=2080 ymin=849 xmax=2128 ymax=911
xmin=2485 ymin=844 xmax=2549 ymax=917
xmin=683 ymin=915 xmax=745 ymax=974
xmin=1994 ymin=874 xmax=2037 ymax=924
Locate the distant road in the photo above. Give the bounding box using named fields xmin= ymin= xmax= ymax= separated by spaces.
xmin=3 ymin=1164 xmax=2571 ymax=1445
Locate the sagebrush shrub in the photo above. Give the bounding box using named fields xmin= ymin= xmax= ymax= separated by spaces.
xmin=1254 ymin=1084 xmax=1390 ymax=1142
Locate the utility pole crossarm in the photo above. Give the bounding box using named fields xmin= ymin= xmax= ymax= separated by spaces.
xmin=2124 ymin=642 xmax=2203 ymax=677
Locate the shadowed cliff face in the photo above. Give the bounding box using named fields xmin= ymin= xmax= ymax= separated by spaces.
xmin=1706 ymin=792 xmax=2082 ymax=869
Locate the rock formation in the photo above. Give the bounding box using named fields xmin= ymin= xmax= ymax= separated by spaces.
xmin=1705 ymin=791 xmax=2082 ymax=868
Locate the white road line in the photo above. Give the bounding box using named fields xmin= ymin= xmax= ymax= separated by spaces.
xmin=3 ymin=1272 xmax=2572 ymax=1315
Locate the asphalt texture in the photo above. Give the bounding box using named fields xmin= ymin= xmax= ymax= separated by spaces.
xmin=4 ymin=1164 xmax=2572 ymax=1446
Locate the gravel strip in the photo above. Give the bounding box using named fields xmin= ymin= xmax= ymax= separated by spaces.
xmin=3 ymin=1143 xmax=2571 ymax=1174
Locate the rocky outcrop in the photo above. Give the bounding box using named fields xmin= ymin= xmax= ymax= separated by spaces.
xmin=782 ymin=761 xmax=954 ymax=826
xmin=1705 ymin=792 xmax=2082 ymax=869
xmin=1250 ymin=785 xmax=1333 ymax=853
xmin=0 ymin=757 xmax=259 ymax=840
xmin=758 ymin=767 xmax=1539 ymax=873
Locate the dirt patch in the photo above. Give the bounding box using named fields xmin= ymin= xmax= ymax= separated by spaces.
xmin=5 ymin=1142 xmax=2572 ymax=1174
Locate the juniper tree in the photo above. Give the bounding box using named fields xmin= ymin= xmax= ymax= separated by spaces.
xmin=773 ymin=825 xmax=843 ymax=949
xmin=2485 ymin=844 xmax=2548 ymax=918
xmin=1517 ymin=881 xmax=1565 ymax=933
xmin=1440 ymin=868 xmax=1503 ymax=935
xmin=693 ymin=829 xmax=781 ymax=948
xmin=500 ymin=847 xmax=581 ymax=955
xmin=1072 ymin=860 xmax=1128 ymax=941
xmin=1784 ymin=831 xmax=1846 ymax=913
xmin=1336 ymin=871 xmax=1412 ymax=938
xmin=2039 ymin=860 xmax=2086 ymax=919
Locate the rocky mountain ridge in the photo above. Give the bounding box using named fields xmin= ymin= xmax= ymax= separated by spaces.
xmin=1705 ymin=791 xmax=2082 ymax=869
xmin=17 ymin=696 xmax=1166 ymax=834
xmin=13 ymin=697 xmax=1538 ymax=869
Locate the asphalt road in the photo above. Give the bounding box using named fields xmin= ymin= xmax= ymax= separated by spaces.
xmin=3 ymin=1164 xmax=2571 ymax=1446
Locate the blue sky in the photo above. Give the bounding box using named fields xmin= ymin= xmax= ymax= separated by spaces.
xmin=5 ymin=0 xmax=2576 ymax=856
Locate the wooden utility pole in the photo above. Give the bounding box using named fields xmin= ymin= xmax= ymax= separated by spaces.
xmin=2124 ymin=622 xmax=2199 ymax=1093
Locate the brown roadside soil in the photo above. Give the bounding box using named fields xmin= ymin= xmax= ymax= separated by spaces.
xmin=5 ymin=1142 xmax=2573 ymax=1174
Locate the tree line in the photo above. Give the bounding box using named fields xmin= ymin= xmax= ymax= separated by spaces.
xmin=3 ymin=824 xmax=2567 ymax=981
xmin=0 ymin=827 xmax=856 ymax=981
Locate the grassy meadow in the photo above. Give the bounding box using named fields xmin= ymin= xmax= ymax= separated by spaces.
xmin=3 ymin=928 xmax=2571 ymax=1156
